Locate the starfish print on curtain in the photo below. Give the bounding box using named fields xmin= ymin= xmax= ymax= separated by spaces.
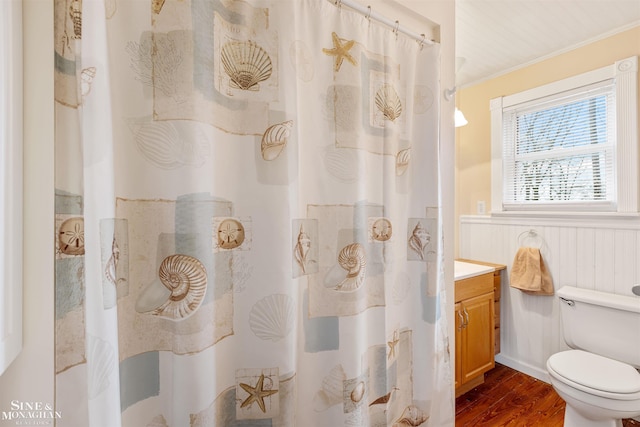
xmin=388 ymin=330 xmax=400 ymax=360
xmin=322 ymin=31 xmax=358 ymax=72
xmin=239 ymin=373 xmax=279 ymax=413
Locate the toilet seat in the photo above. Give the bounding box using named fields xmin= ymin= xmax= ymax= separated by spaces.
xmin=547 ymin=350 xmax=640 ymax=398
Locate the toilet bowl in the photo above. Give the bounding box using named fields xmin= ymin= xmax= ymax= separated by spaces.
xmin=547 ymin=350 xmax=640 ymax=427
xmin=546 ymin=286 xmax=640 ymax=427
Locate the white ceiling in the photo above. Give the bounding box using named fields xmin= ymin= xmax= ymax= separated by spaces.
xmin=454 ymin=0 xmax=640 ymax=87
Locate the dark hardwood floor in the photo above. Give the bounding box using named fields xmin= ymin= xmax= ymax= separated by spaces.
xmin=455 ymin=363 xmax=640 ymax=427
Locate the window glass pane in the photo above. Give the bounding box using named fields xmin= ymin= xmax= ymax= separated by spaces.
xmin=516 ymin=95 xmax=609 ymax=155
xmin=515 ymin=152 xmax=609 ymax=202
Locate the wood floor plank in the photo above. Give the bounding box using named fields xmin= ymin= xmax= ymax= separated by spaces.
xmin=456 ymin=363 xmax=640 ymax=427
xmin=455 ymin=364 xmax=517 ymax=415
xmin=459 ymin=376 xmax=540 ymax=427
xmin=456 ymin=374 xmax=537 ymax=426
xmin=476 ymin=380 xmax=558 ymax=427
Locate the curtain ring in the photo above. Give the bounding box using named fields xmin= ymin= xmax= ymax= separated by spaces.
xmin=335 ymin=0 xmax=342 ymax=8
xmin=366 ymin=5 xmax=372 ymax=20
xmin=393 ymin=20 xmax=400 ymax=38
xmin=418 ymin=33 xmax=426 ymax=51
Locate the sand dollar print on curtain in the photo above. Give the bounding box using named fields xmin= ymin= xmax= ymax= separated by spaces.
xmin=53 ymin=0 xmax=452 ymax=426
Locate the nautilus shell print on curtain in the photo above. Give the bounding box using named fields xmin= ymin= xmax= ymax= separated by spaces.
xmin=135 ymin=254 xmax=207 ymax=321
xmin=334 ymin=243 xmax=366 ymax=292
xmin=220 ymin=40 xmax=273 ymax=91
xmin=261 ymin=120 xmax=293 ymax=161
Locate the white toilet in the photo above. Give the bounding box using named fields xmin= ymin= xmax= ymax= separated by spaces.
xmin=546 ymin=286 xmax=640 ymax=427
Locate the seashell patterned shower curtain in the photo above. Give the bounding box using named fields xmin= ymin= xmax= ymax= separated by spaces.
xmin=53 ymin=0 xmax=452 ymax=425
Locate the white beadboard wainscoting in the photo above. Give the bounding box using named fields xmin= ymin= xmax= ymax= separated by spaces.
xmin=459 ymin=214 xmax=640 ymax=383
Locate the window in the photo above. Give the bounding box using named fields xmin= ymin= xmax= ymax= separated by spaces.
xmin=504 ymin=81 xmax=615 ymax=209
xmin=491 ymin=56 xmax=638 ymax=214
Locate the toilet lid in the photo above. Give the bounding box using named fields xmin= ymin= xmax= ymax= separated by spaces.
xmin=548 ymin=350 xmax=640 ymax=394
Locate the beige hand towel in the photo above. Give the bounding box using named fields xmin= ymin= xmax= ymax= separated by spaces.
xmin=510 ymin=247 xmax=554 ymax=295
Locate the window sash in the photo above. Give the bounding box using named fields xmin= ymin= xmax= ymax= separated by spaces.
xmin=502 ymin=80 xmax=616 ymax=210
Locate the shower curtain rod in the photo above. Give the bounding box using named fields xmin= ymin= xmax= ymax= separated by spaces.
xmin=334 ymin=0 xmax=436 ymax=46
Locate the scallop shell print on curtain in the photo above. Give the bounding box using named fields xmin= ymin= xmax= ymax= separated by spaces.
xmin=53 ymin=0 xmax=451 ymax=426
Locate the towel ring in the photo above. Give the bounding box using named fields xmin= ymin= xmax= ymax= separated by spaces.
xmin=517 ymin=229 xmax=543 ymax=249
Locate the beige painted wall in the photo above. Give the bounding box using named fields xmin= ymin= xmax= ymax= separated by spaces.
xmin=455 ymin=25 xmax=640 ymax=255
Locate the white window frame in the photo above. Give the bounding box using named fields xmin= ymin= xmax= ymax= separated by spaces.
xmin=0 ymin=0 xmax=23 ymax=375
xmin=491 ymin=56 xmax=638 ymax=216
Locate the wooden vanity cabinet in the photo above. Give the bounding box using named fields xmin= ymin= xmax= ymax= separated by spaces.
xmin=457 ymin=259 xmax=506 ymax=355
xmin=455 ymin=272 xmax=495 ymax=397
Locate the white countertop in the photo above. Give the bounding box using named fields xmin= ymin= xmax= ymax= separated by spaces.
xmin=454 ymin=260 xmax=495 ymax=281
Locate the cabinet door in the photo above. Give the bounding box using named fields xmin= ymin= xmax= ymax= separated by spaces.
xmin=461 ymin=292 xmax=495 ymax=384
xmin=454 ymin=302 xmax=462 ymax=389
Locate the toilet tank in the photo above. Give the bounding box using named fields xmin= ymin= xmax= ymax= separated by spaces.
xmin=557 ymin=286 xmax=640 ymax=368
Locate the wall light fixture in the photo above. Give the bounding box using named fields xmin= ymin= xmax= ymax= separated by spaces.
xmin=443 ymin=87 xmax=468 ymax=128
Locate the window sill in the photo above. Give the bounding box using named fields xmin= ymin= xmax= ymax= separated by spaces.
xmin=491 ymin=210 xmax=640 ymax=220
xmin=460 ymin=211 xmax=640 ymax=230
